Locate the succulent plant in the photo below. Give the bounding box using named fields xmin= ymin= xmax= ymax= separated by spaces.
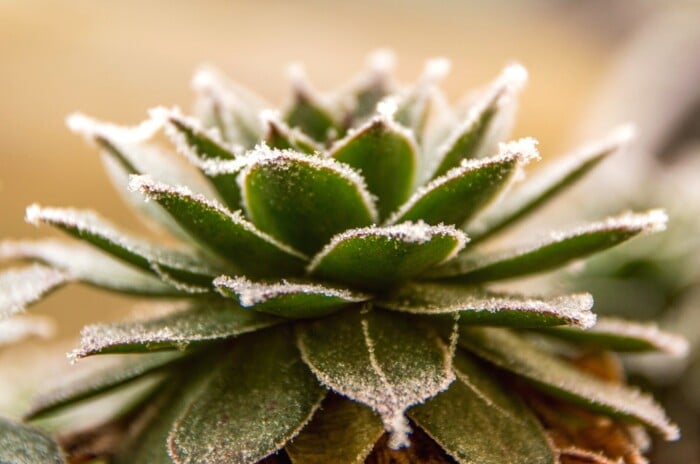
xmin=0 ymin=52 xmax=687 ymax=464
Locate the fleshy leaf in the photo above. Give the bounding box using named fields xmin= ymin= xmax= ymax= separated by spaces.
xmin=214 ymin=276 xmax=368 ymax=319
xmin=409 ymin=351 xmax=555 ymax=464
xmin=459 ymin=327 xmax=679 ymax=440
xmin=70 ymin=299 xmax=282 ymax=358
xmin=388 ymin=138 xmax=539 ymax=227
xmin=0 ymin=315 xmax=54 ymax=346
xmin=342 ymin=49 xmax=395 ymax=122
xmin=129 ymin=175 xmax=307 ymax=277
xmin=308 ymin=222 xmax=466 ymax=291
xmin=429 ymin=63 xmax=527 ymax=179
xmin=284 ymin=65 xmax=341 ymax=142
xmin=330 ymin=103 xmax=418 ymax=219
xmin=26 ymin=205 xmax=219 ymax=288
xmin=297 ymin=308 xmax=455 ymax=449
xmin=240 ymin=148 xmax=377 ymax=255
xmin=286 ymin=395 xmax=384 ymax=464
xmin=25 ymin=351 xmax=183 ymax=420
xmin=0 ymin=240 xmax=177 ymax=295
xmin=169 ymin=327 xmax=325 ymax=464
xmin=536 ymin=317 xmax=688 ymax=356
xmin=378 ymin=283 xmax=595 ymax=329
xmin=0 ymin=265 xmax=67 ymax=318
xmin=263 ymin=111 xmax=320 ymax=154
xmin=0 ymin=417 xmax=65 ymax=464
xmin=431 ymin=210 xmax=668 ymax=283
xmin=467 ymin=125 xmax=635 ymax=244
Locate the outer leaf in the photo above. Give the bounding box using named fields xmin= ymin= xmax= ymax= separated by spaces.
xmin=286 ymin=395 xmax=384 ymax=464
xmin=378 ymin=283 xmax=595 ymax=329
xmin=409 ymin=351 xmax=555 ymax=464
xmin=263 ymin=111 xmax=320 ymax=154
xmin=169 ymin=327 xmax=325 ymax=464
xmin=0 ymin=417 xmax=65 ymax=464
xmin=431 ymin=210 xmax=668 ymax=283
xmin=395 ymin=57 xmax=450 ymax=138
xmin=0 ymin=315 xmax=54 ymax=346
xmin=25 ymin=352 xmax=182 ymax=420
xmin=0 ymin=240 xmax=175 ymax=295
xmin=330 ymin=110 xmax=417 ymax=219
xmin=70 ymin=299 xmax=282 ymax=358
xmin=308 ymin=223 xmax=466 ymax=291
xmin=536 ymin=317 xmax=688 ymax=356
xmin=430 ymin=63 xmax=527 ymax=179
xmin=26 ymin=205 xmax=218 ymax=287
xmin=284 ymin=66 xmax=340 ymax=141
xmin=214 ymin=276 xmax=369 ymax=318
xmin=129 ymin=175 xmax=307 ymax=277
xmin=388 ymin=139 xmax=538 ymax=226
xmin=459 ymin=327 xmax=679 ymax=440
xmin=240 ymin=148 xmax=377 ymax=255
xmin=466 ymin=125 xmax=634 ymax=244
xmin=0 ymin=265 xmax=67 ymax=318
xmin=297 ymin=308 xmax=454 ymax=449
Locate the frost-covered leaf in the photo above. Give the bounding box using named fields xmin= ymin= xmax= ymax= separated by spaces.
xmin=240 ymin=148 xmax=377 ymax=255
xmin=1 ymin=239 xmax=176 ymax=295
xmin=26 ymin=205 xmax=219 ymax=287
xmin=388 ymin=139 xmax=539 ymax=227
xmin=429 ymin=64 xmax=527 ymax=179
xmin=432 ymin=210 xmax=668 ymax=283
xmin=214 ymin=276 xmax=368 ymax=319
xmin=308 ymin=223 xmax=467 ymax=291
xmin=0 ymin=417 xmax=65 ymax=464
xmin=263 ymin=111 xmax=321 ymax=154
xmin=284 ymin=65 xmax=341 ymax=142
xmin=286 ymin=395 xmax=384 ymax=464
xmin=169 ymin=327 xmax=325 ymax=464
xmin=192 ymin=65 xmax=265 ymax=147
xmin=409 ymin=351 xmax=555 ymax=464
xmin=459 ymin=327 xmax=679 ymax=440
xmin=297 ymin=308 xmax=454 ymax=449
xmin=25 ymin=351 xmax=182 ymax=420
xmin=379 ymin=283 xmax=595 ymax=329
xmin=467 ymin=126 xmax=635 ymax=243
xmin=71 ymin=299 xmax=282 ymax=358
xmin=0 ymin=265 xmax=67 ymax=318
xmin=0 ymin=315 xmax=54 ymax=346
xmin=330 ymin=103 xmax=417 ymax=219
xmin=338 ymin=49 xmax=395 ymax=122
xmin=536 ymin=317 xmax=688 ymax=356
xmin=129 ymin=175 xmax=306 ymax=277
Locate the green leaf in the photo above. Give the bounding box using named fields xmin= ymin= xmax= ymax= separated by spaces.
xmin=330 ymin=112 xmax=417 ymax=220
xmin=308 ymin=223 xmax=466 ymax=291
xmin=129 ymin=175 xmax=307 ymax=277
xmin=169 ymin=327 xmax=325 ymax=464
xmin=286 ymin=395 xmax=384 ymax=464
xmin=297 ymin=308 xmax=454 ymax=449
xmin=285 ymin=67 xmax=340 ymax=142
xmin=430 ymin=64 xmax=527 ymax=179
xmin=214 ymin=276 xmax=368 ymax=319
xmin=240 ymin=148 xmax=377 ymax=255
xmin=395 ymin=57 xmax=450 ymax=138
xmin=535 ymin=317 xmax=688 ymax=356
xmin=388 ymin=139 xmax=538 ymax=227
xmin=459 ymin=327 xmax=679 ymax=440
xmin=26 ymin=205 xmax=219 ymax=288
xmin=341 ymin=49 xmax=395 ymax=122
xmin=466 ymin=126 xmax=634 ymax=244
xmin=263 ymin=112 xmax=321 ymax=154
xmin=0 ymin=240 xmax=176 ymax=296
xmin=0 ymin=417 xmax=65 ymax=464
xmin=70 ymin=299 xmax=282 ymax=358
xmin=431 ymin=210 xmax=668 ymax=283
xmin=25 ymin=352 xmax=183 ymax=420
xmin=378 ymin=283 xmax=595 ymax=329
xmin=409 ymin=351 xmax=555 ymax=464
xmin=0 ymin=265 xmax=67 ymax=318
xmin=0 ymin=315 xmax=54 ymax=346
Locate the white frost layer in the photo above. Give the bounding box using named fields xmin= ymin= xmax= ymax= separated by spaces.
xmin=549 ymin=209 xmax=668 ymax=241
xmin=66 ymin=112 xmax=161 ymax=145
xmin=0 ymin=265 xmax=67 ymax=318
xmin=213 ymin=276 xmax=367 ymax=307
xmin=307 ymin=221 xmax=468 ymax=272
xmin=593 ymin=317 xmax=689 ymax=357
xmin=0 ymin=315 xmax=55 ymax=345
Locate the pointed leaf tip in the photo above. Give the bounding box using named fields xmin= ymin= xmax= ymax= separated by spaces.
xmin=0 ymin=265 xmax=68 ymax=318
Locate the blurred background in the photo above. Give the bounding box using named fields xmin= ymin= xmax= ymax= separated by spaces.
xmin=1 ymin=0 xmax=699 ymax=462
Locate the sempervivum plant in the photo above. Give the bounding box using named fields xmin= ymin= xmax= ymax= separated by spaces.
xmin=0 ymin=52 xmax=687 ymax=464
